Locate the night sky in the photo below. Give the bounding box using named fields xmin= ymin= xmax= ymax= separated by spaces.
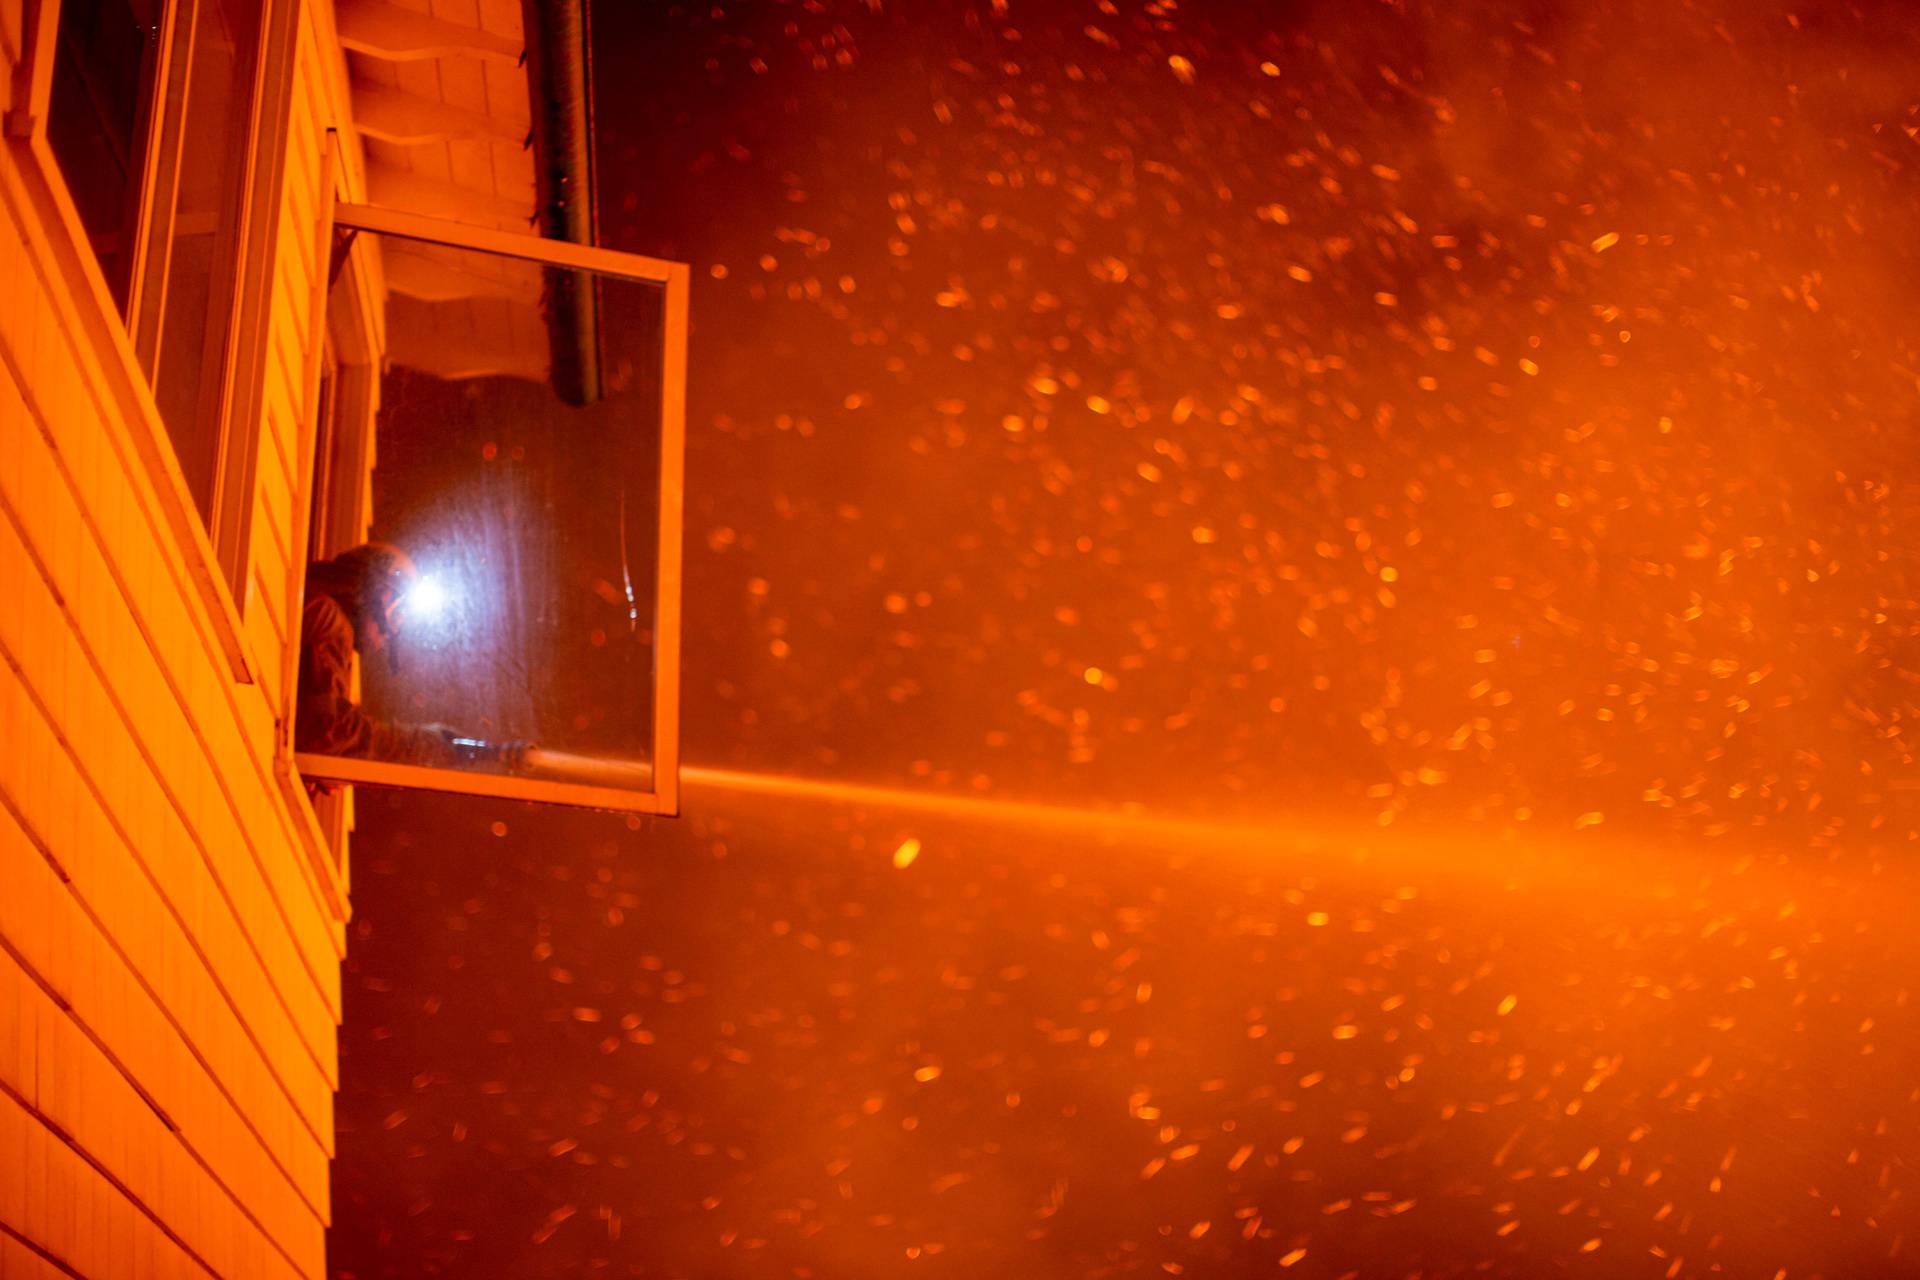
xmin=328 ymin=2 xmax=1920 ymax=1276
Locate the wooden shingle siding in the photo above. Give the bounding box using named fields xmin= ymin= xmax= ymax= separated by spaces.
xmin=0 ymin=0 xmax=370 ymax=1274
xmin=0 ymin=385 xmax=333 ymax=1266
xmin=0 ymin=941 xmax=316 ymax=1278
xmin=0 ymin=325 xmax=338 ymax=1096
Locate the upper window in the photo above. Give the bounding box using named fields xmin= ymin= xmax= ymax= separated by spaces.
xmin=132 ymin=0 xmax=267 ymax=520
xmin=41 ymin=0 xmax=276 ymax=573
xmin=43 ymin=0 xmax=162 ymax=309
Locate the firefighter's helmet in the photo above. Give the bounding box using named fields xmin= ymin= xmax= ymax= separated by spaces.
xmin=309 ymin=542 xmax=419 ymax=671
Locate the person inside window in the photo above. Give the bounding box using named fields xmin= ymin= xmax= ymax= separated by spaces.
xmin=296 ymin=542 xmax=482 ymax=767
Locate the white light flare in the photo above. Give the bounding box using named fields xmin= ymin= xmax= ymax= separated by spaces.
xmin=405 ymin=573 xmax=452 ymax=622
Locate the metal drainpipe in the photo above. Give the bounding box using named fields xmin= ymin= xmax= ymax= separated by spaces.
xmin=523 ymin=0 xmax=601 ymax=406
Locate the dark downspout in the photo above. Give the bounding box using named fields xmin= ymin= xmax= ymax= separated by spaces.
xmin=522 ymin=0 xmax=601 ymax=406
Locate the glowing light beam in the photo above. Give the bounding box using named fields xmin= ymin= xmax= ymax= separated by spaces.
xmin=679 ymin=765 xmax=1341 ymax=851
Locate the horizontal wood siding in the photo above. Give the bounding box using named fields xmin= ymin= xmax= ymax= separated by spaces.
xmin=0 ymin=0 xmax=369 ymax=1274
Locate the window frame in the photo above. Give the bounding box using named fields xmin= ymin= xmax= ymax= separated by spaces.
xmin=272 ymin=126 xmax=354 ymax=908
xmin=5 ymin=0 xmax=299 ymax=680
xmin=289 ymin=200 xmax=688 ymax=818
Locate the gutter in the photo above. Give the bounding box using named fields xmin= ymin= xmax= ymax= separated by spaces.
xmin=522 ymin=0 xmax=602 ymax=405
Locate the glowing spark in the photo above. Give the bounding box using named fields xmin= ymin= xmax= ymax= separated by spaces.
xmin=893 ymin=837 xmax=922 ymax=868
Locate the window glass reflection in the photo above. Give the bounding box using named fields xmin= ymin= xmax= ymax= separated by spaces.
xmin=297 ymin=232 xmax=666 ymax=794
xmin=46 ymin=0 xmax=162 ymax=309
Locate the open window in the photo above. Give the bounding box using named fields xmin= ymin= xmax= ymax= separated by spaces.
xmin=291 ymin=203 xmax=686 ymax=817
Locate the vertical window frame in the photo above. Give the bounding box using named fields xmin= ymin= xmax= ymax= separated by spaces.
xmin=273 ymin=125 xmax=353 ymax=911
xmin=203 ymin=0 xmax=304 ymax=599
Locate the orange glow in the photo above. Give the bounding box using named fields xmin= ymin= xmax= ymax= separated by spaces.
xmin=328 ymin=0 xmax=1920 ymax=1276
xmin=685 ymin=764 xmax=1254 ymax=836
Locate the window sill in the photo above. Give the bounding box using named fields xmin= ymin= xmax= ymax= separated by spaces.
xmin=275 ymin=758 xmax=352 ymax=929
xmin=296 ymin=752 xmax=677 ymax=817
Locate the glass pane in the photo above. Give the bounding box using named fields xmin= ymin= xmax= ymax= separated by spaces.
xmin=296 ymin=230 xmax=667 ymax=796
xmin=147 ymin=0 xmax=266 ymax=518
xmin=45 ymin=0 xmax=164 ymax=309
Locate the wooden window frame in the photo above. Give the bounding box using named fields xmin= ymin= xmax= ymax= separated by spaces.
xmin=290 ymin=200 xmax=688 ymax=818
xmin=272 ymin=127 xmax=353 ymax=913
xmin=5 ymin=0 xmax=300 ymax=681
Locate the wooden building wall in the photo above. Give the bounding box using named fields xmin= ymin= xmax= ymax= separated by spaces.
xmin=0 ymin=0 xmax=368 ymax=1274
